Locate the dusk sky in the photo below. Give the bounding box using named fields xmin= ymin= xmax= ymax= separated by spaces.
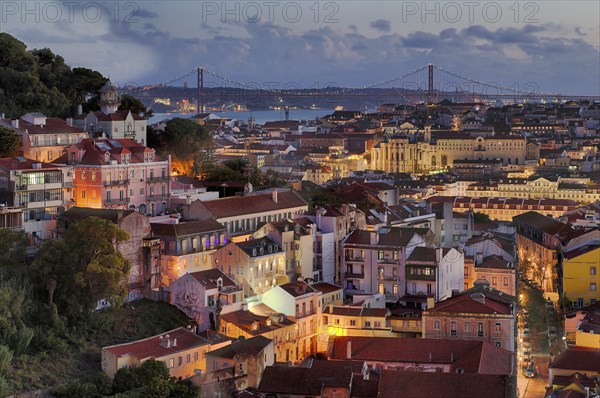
xmin=2 ymin=0 xmax=599 ymax=95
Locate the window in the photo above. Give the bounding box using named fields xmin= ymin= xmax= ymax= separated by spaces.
xmin=374 ymin=321 xmax=381 ymax=328
xmin=433 ymin=320 xmax=441 ymax=330
xmin=350 ymin=320 xmax=356 ymax=326
xmin=492 ymin=276 xmax=498 ymax=286
xmin=591 ymin=267 xmax=597 ymax=276
xmin=194 ymin=352 xmax=198 ymax=361
xmin=477 ymin=322 xmax=484 ymax=337
xmin=378 ymin=250 xmax=384 ymax=260
xmin=81 ymin=190 xmax=86 ymax=199
xmin=186 ymin=354 xmax=191 ymax=363
xmin=495 ymin=323 xmax=502 ymax=333
xmin=591 ymin=283 xmax=597 ymax=292
xmin=378 ymin=283 xmax=384 ymax=295
xmin=168 ymin=358 xmax=174 ymax=368
xmin=364 ymin=321 xmax=371 ymax=328
xmin=495 ymin=341 xmax=502 ymax=348
xmin=503 ymin=277 xmax=509 ymax=287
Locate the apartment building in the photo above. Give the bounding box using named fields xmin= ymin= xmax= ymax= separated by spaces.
xmin=1 ymin=113 xmax=89 ymax=162
xmin=170 ymin=269 xmax=243 ymax=331
xmin=422 ymin=284 xmax=516 ymax=351
xmin=514 ymin=211 xmax=572 ymax=295
xmin=341 ymin=228 xmax=429 ymax=301
xmin=150 ymin=220 xmax=227 ymax=286
xmin=404 ymin=246 xmax=464 ymax=302
xmin=212 ymin=237 xmax=288 ymax=297
xmin=261 ymin=281 xmax=321 ymax=360
xmin=0 ymin=157 xmax=73 ymax=241
xmin=429 ymin=196 xmax=579 ymax=222
xmin=101 ymin=327 xmax=231 ymax=379
xmin=182 ymin=189 xmax=308 ymax=237
xmin=56 ymin=138 xmax=171 ymax=215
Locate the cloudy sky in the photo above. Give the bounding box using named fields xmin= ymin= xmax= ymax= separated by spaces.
xmin=2 ymin=1 xmax=599 ymax=95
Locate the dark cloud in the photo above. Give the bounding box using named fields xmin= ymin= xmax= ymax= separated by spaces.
xmin=10 ymin=16 xmax=598 ymax=95
xmin=369 ymin=19 xmax=391 ymax=33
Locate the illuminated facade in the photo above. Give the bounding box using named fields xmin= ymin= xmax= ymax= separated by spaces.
xmin=371 ymin=129 xmax=527 ymax=173
xmin=57 ymin=139 xmax=171 ymax=215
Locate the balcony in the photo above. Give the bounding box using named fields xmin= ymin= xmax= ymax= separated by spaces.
xmin=344 ymin=272 xmax=365 ymax=279
xmin=345 ymin=256 xmax=364 ymax=262
xmin=378 ymin=274 xmax=398 ymax=281
xmin=147 ymin=176 xmax=170 ymax=183
xmin=103 ymin=179 xmax=129 ymax=187
xmin=377 ymin=257 xmax=398 ymax=265
xmin=104 ymin=198 xmax=130 ymax=205
xmin=147 ymin=194 xmax=170 ymax=201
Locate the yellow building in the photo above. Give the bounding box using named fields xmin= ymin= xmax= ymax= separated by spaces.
xmin=371 ymin=129 xmax=526 ymax=173
xmin=101 ymin=327 xmax=231 ymax=379
xmin=219 ymin=305 xmax=305 ymax=364
xmin=319 ymin=304 xmax=392 ymax=351
xmin=563 ymin=245 xmax=600 ymax=308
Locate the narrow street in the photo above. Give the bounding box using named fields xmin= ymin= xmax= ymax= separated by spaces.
xmin=517 ymin=285 xmax=561 ymax=398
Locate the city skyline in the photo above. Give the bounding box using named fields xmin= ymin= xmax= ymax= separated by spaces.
xmin=1 ymin=1 xmax=599 ymax=95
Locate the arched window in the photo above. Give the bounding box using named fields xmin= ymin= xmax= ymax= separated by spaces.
xmin=431 ymin=156 xmax=436 ymax=166
xmin=441 ymin=155 xmax=448 ymax=167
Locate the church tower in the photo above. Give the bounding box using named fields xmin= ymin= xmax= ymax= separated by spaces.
xmin=98 ymin=80 xmax=121 ymax=114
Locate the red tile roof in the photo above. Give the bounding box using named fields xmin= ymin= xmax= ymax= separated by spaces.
xmin=549 ymin=347 xmax=600 ymax=372
xmin=103 ymin=327 xmax=218 ymax=359
xmin=329 ymin=336 xmax=512 ymax=374
xmin=377 ymin=370 xmax=509 ymax=398
xmin=188 ymin=268 xmax=237 ymax=290
xmin=200 ymin=190 xmax=307 ymax=219
xmin=311 ymin=282 xmax=343 ymax=295
xmin=425 ymin=291 xmax=512 ymax=315
xmin=0 ymin=157 xmax=62 ymax=171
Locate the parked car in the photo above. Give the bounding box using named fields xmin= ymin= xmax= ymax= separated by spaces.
xmin=523 ymin=362 xmax=537 ymax=378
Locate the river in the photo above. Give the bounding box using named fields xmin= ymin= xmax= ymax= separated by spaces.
xmin=148 ymin=109 xmax=338 ymax=125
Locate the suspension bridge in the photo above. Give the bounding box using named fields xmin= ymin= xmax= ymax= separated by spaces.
xmin=122 ymin=64 xmax=600 ymax=111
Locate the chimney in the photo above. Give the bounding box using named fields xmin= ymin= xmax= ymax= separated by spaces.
xmin=426 ymin=296 xmax=435 ymax=309
xmin=77 ymin=104 xmax=83 ymax=115
xmin=11 ymin=119 xmax=19 ymax=129
xmin=66 ymin=117 xmax=73 ymax=127
xmin=370 ymin=231 xmax=379 ymax=245
xmin=451 ymin=289 xmax=460 ymax=297
xmin=450 ymin=352 xmax=454 ymax=362
xmin=272 ymin=188 xmax=278 ymax=203
xmin=475 ymin=253 xmax=483 ymax=265
xmin=329 ymin=303 xmax=333 ymax=313
xmin=346 ymin=340 xmax=352 ymax=360
xmin=436 ymin=247 xmax=443 ymax=264
xmin=172 ymin=338 xmax=177 ymax=347
xmin=584 ymin=387 xmax=589 ymax=398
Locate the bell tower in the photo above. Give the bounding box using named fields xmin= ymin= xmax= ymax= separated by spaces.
xmin=98 ymin=80 xmax=121 ymax=114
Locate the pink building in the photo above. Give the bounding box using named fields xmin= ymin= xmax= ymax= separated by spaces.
xmin=55 ymin=139 xmax=171 ymax=215
xmin=422 ymin=283 xmax=516 ymax=352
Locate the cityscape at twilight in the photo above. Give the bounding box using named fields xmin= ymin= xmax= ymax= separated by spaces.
xmin=0 ymin=1 xmax=599 ymax=397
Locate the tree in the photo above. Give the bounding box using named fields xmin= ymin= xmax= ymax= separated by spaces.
xmin=473 ymin=212 xmax=491 ymax=224
xmin=0 ymin=126 xmax=22 ymax=157
xmin=0 ymin=33 xmax=106 ymax=117
xmin=31 ymin=217 xmax=130 ymax=316
xmin=0 ymin=229 xmax=27 ymax=275
xmin=112 ymin=359 xmax=198 ymax=397
xmin=119 ymin=95 xmax=153 ymax=119
xmin=162 ymin=118 xmax=210 ymax=176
